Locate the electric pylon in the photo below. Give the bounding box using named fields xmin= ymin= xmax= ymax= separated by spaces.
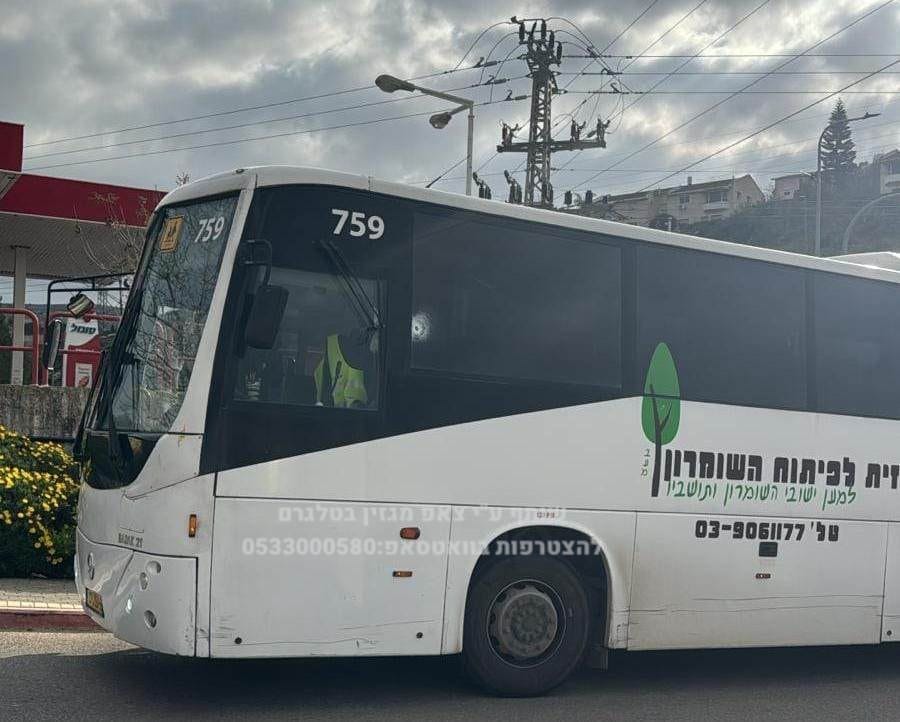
xmin=496 ymin=17 xmax=609 ymax=208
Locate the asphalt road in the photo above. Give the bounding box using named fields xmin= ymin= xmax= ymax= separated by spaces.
xmin=3 ymin=631 xmax=900 ymax=721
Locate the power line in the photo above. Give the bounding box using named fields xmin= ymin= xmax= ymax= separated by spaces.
xmin=563 ymin=89 xmax=900 ymax=94
xmin=487 ymin=116 xmax=900 ymax=191
xmin=477 ymin=32 xmax=521 ymax=84
xmin=24 ymin=108 xmax=452 ymax=172
xmin=636 ymin=57 xmax=900 ymax=192
xmin=25 ymin=94 xmax=528 ymax=172
xmin=24 ymin=78 xmax=521 ymax=162
xmin=550 ymin=0 xmax=750 ymax=180
xmin=422 ymin=136 xmax=900 ymax=185
xmin=571 ymin=0 xmax=896 ymax=191
xmin=566 ymin=70 xmax=900 ymax=76
xmin=612 ymin=0 xmax=711 ymax=77
xmin=450 ymin=20 xmax=513 ymax=71
xmin=550 ymin=0 xmax=770 ymax=182
xmin=600 ymin=0 xmax=774 ymax=128
xmin=473 ymin=6 xmax=669 ymax=179
xmin=567 ymin=52 xmax=900 ymax=59
xmin=575 ymin=137 xmax=900 ymax=195
xmin=484 ymin=38 xmax=535 ymax=101
xmin=23 ymin=62 xmax=497 ymax=149
xmin=505 ymin=4 xmax=664 ymax=181
xmin=584 ymin=96 xmax=900 ymax=166
xmin=551 ymin=2 xmax=662 ymax=124
xmin=678 ymin=123 xmax=900 ymax=163
xmin=553 ymin=0 xmax=711 ymax=176
xmin=598 ymin=1 xmax=660 ymax=53
xmin=425 ymin=156 xmax=469 ymax=188
xmin=575 ymin=131 xmax=900 ymax=174
xmin=538 ymin=131 xmax=900 ymax=196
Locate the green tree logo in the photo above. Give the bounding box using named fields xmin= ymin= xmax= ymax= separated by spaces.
xmin=642 ymin=342 xmax=681 ymax=497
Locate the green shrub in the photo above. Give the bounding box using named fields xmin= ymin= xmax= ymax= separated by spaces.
xmin=0 ymin=425 xmax=79 ymax=578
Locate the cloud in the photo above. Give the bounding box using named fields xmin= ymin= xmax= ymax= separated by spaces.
xmin=3 ymin=0 xmax=897 ymax=198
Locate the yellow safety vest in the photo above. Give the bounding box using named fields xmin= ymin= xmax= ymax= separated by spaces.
xmin=314 ymin=334 xmax=368 ymax=408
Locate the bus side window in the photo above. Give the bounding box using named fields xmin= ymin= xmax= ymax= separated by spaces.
xmin=232 ymin=267 xmax=381 ymax=410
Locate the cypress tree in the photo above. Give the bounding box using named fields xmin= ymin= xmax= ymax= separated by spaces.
xmin=820 ymin=99 xmax=857 ymax=173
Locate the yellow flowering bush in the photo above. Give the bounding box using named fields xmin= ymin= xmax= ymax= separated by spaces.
xmin=0 ymin=425 xmax=79 ymax=577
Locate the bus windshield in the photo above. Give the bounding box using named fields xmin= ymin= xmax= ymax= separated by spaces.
xmin=92 ymin=194 xmax=238 ymax=433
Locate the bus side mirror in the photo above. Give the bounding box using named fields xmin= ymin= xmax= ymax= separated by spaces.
xmin=245 ymin=285 xmax=289 ymax=349
xmin=42 ymin=318 xmax=64 ymax=372
xmin=67 ymin=292 xmax=95 ymax=319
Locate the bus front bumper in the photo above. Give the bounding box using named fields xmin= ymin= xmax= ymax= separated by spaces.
xmin=74 ymin=529 xmax=197 ymax=656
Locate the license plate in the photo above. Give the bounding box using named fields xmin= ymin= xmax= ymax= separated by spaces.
xmin=85 ymin=588 xmax=105 ymax=617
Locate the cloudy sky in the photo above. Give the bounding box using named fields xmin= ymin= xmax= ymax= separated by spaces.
xmin=3 ymin=0 xmax=899 ymax=200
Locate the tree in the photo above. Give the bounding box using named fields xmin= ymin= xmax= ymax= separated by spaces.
xmin=821 ymin=99 xmax=857 ymax=175
xmin=642 ymin=342 xmax=681 ymax=497
xmin=81 ymin=191 xmax=150 ymax=275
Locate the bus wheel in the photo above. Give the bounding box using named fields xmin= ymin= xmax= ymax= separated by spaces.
xmin=463 ymin=555 xmax=591 ymax=696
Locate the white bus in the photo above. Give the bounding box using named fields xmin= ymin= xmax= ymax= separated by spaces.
xmin=72 ymin=166 xmax=900 ymax=696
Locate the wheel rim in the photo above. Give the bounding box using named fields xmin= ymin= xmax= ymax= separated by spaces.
xmin=486 ymin=578 xmax=566 ymax=668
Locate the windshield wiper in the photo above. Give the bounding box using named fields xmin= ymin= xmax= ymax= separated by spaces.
xmin=316 ymin=238 xmax=380 ymax=334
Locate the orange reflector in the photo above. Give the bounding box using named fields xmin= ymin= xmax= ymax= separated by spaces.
xmin=188 ymin=514 xmax=198 ymax=538
xmin=400 ymin=527 xmax=421 ymax=540
xmin=393 ymin=570 xmax=413 ymax=578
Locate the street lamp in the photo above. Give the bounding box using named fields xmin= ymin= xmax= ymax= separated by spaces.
xmin=375 ymin=74 xmax=475 ymax=196
xmin=814 ymin=110 xmax=879 ymax=256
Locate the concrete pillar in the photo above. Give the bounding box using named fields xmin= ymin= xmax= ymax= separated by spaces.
xmin=10 ymin=245 xmax=27 ymax=385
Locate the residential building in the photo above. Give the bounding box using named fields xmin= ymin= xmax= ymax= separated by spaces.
xmin=772 ymin=173 xmax=814 ymax=201
xmin=576 ymin=174 xmax=764 ymax=228
xmin=874 ymin=149 xmax=900 ymax=195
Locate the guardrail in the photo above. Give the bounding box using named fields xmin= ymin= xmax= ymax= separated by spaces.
xmin=0 ymin=309 xmax=121 ymax=386
xmin=0 ymin=307 xmax=40 ymax=384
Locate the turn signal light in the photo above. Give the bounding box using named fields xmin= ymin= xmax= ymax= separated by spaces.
xmin=400 ymin=527 xmax=420 ymax=540
xmin=188 ymin=514 xmax=198 ymax=538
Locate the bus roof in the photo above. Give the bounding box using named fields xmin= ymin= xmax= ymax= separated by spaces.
xmin=158 ymin=165 xmax=900 ymax=286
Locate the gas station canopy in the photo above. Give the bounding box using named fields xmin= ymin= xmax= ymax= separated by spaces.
xmin=0 ymin=121 xmax=166 ymax=280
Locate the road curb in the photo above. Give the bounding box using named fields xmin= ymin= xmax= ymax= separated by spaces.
xmin=0 ymin=608 xmax=100 ymax=631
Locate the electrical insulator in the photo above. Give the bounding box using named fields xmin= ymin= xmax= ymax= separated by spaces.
xmin=540 ymin=20 xmax=546 ymax=39
xmin=585 ymin=190 xmax=594 ymax=205
xmin=519 ymin=22 xmax=525 ymax=42
xmin=564 ymin=190 xmax=573 ymax=206
xmin=556 ymin=43 xmax=563 ymax=64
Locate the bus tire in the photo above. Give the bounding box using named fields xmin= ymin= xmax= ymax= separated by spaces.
xmin=462 ymin=555 xmax=591 ymax=696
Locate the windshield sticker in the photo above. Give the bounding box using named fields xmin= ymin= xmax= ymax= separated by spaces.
xmin=159 ymin=216 xmax=184 ymax=253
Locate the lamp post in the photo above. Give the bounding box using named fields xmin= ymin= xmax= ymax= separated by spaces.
xmin=814 ymin=111 xmax=879 ymax=256
xmin=375 ymin=74 xmax=475 ymax=196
